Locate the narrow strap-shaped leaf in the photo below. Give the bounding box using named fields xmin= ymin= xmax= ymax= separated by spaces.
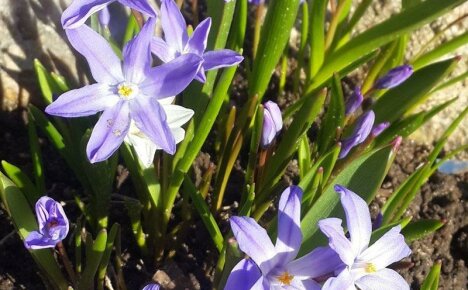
xmin=1 ymin=161 xmax=40 ymax=207
xmin=317 ymin=74 xmax=345 ymax=154
xmin=77 ymin=230 xmax=108 ymax=290
xmin=401 ymin=219 xmax=444 ymax=242
xmin=421 ymin=261 xmax=442 ymax=290
xmin=307 ymin=0 xmax=327 ymax=78
xmin=183 ymin=176 xmax=224 ymax=253
xmin=412 ymin=30 xmax=468 ymax=69
xmin=249 ymin=0 xmax=300 ymax=99
xmin=28 ymin=119 xmax=46 ymax=194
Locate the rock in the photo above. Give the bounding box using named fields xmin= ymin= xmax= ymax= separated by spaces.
xmin=0 ymin=0 xmax=79 ymax=111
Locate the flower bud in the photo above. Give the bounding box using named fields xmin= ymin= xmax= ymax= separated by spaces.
xmin=339 ymin=110 xmax=375 ymax=158
xmin=371 ymin=122 xmax=390 ymax=137
xmin=345 ymin=86 xmax=364 ymax=115
xmin=373 ymin=65 xmax=413 ymax=89
xmin=261 ymin=101 xmax=283 ymax=147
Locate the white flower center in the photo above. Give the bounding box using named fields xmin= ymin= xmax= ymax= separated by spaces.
xmin=117 ymin=82 xmax=139 ymax=100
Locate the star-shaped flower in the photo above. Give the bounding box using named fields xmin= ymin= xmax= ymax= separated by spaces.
xmin=151 ymin=0 xmax=243 ymax=83
xmin=46 ymin=18 xmax=202 ymax=163
xmin=320 ymin=185 xmax=411 ymax=290
xmin=225 ymin=186 xmax=341 ymax=290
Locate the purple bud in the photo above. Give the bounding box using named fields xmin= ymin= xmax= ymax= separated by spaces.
xmin=339 ymin=110 xmax=375 ymax=159
xmin=345 ymin=86 xmax=363 ymax=115
xmin=24 ymin=197 xmax=69 ymax=249
xmin=248 ymin=0 xmax=264 ymax=4
xmin=371 ymin=122 xmax=390 ymax=137
xmin=373 ymin=65 xmax=413 ymax=89
xmin=142 ymin=284 xmax=160 ymax=290
xmin=98 ymin=6 xmax=110 ymax=27
xmin=372 ymin=212 xmax=383 ymax=230
xmin=261 ymin=101 xmax=283 ymax=147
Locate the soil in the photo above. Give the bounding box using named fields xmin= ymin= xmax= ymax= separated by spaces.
xmin=0 ymin=105 xmax=466 ymax=290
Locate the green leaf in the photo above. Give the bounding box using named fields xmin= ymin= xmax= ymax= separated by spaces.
xmin=308 ymin=0 xmax=465 ymax=91
xmin=300 ymin=144 xmax=396 ymax=255
xmin=77 ymin=230 xmax=107 ymax=290
xmin=402 ymin=219 xmax=444 ymax=242
xmin=34 ymin=59 xmax=63 ymax=104
xmin=307 ymin=0 xmax=327 ymax=78
xmin=28 ymin=119 xmax=46 ymax=194
xmin=370 ymin=217 xmax=412 ymax=244
xmin=374 ymin=97 xmax=457 ymax=147
xmin=412 ymin=31 xmax=468 ymax=69
xmin=249 ymin=0 xmax=300 ymax=99
xmin=0 ymin=172 xmax=69 ymax=290
xmin=372 ymin=57 xmax=459 ymax=124
xmin=183 ymin=177 xmax=224 ymax=253
xmin=421 ymin=261 xmax=442 ymax=290
xmin=298 ymin=135 xmax=311 ymax=179
xmin=2 ymin=161 xmax=40 ymax=207
xmin=317 ymin=74 xmax=345 ymax=154
xmin=98 ymin=224 xmax=120 ymax=284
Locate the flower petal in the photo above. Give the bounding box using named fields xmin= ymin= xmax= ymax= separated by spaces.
xmin=335 ymin=185 xmax=372 ymax=256
xmin=66 ymin=25 xmax=124 ymax=84
xmin=318 ymin=217 xmax=355 ymax=266
xmin=322 ymin=269 xmax=357 ymax=290
xmin=289 ymin=279 xmax=322 ymax=290
xmin=275 ymin=186 xmax=303 ymax=264
xmin=142 ymin=284 xmax=160 ymax=290
xmin=288 ymin=246 xmax=342 ymax=279
xmin=118 ymin=0 xmax=156 ymax=17
xmin=140 ymin=53 xmax=202 ymax=98
xmin=163 ymin=104 xmax=194 ymax=128
xmin=261 ymin=109 xmax=277 ymax=147
xmin=125 ymin=124 xmax=157 ymax=168
xmin=35 ymin=197 xmax=52 ymax=235
xmin=123 ymin=18 xmax=155 ymax=84
xmin=264 ymin=101 xmax=282 ymax=132
xmin=87 ymin=101 xmax=130 ymax=163
xmin=24 ymin=231 xmax=57 ymax=249
xmin=225 ymin=259 xmax=262 ymax=290
xmin=160 ymin=0 xmax=188 ymax=51
xmin=151 ymin=37 xmax=177 ymax=63
xmin=45 ymin=84 xmax=118 ymax=117
xmin=355 ymin=268 xmax=409 ymax=290
xmin=358 ymin=225 xmax=411 ymax=270
xmin=202 ymin=49 xmax=244 ymax=71
xmin=130 ymin=97 xmax=176 ymax=154
xmin=61 ymin=0 xmax=113 ymax=29
xmin=187 ymin=18 xmax=211 ymax=55
xmin=230 ymin=216 xmax=277 ymax=274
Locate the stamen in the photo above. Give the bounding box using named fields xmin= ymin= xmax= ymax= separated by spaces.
xmin=365 ymin=263 xmax=377 ymax=273
xmin=277 ymin=272 xmax=294 ymax=285
xmin=117 ymin=82 xmax=138 ymax=100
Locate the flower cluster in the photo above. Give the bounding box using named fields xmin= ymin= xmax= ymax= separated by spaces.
xmin=227 ymin=185 xmax=411 ymax=289
xmin=48 ymin=0 xmax=243 ymax=166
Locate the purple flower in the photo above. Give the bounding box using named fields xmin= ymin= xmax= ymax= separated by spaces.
xmin=62 ymin=0 xmax=156 ymax=29
xmin=373 ymin=65 xmax=413 ymax=89
xmin=225 ymin=186 xmax=341 ymax=289
xmin=46 ymin=19 xmax=202 ymax=163
xmin=339 ymin=111 xmax=375 ymax=159
xmin=345 ymin=87 xmax=363 ymax=116
xmin=25 ymin=197 xmax=69 ymax=249
xmin=320 ymin=185 xmax=411 ymax=290
xmin=261 ymin=101 xmax=283 ymax=147
xmin=151 ymin=0 xmax=243 ymax=83
xmin=142 ymin=284 xmax=160 ymax=290
xmin=371 ymin=122 xmax=390 ymax=137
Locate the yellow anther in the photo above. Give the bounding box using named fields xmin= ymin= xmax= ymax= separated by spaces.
xmin=118 ymin=85 xmax=133 ymax=97
xmin=365 ymin=263 xmax=377 ymax=273
xmin=277 ymin=272 xmax=294 ymax=285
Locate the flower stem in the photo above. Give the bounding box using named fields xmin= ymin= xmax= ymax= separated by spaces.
xmin=57 ymin=241 xmax=77 ymax=285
